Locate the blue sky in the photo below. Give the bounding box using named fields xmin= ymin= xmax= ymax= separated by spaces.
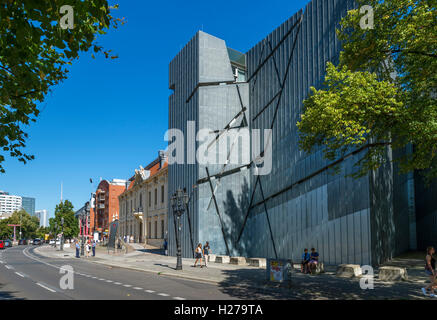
xmin=0 ymin=0 xmax=310 ymax=219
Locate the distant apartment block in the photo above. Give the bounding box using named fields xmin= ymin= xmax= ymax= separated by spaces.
xmin=22 ymin=196 xmax=36 ymax=216
xmin=35 ymin=210 xmax=48 ymax=227
xmin=93 ymin=179 xmax=127 ymax=240
xmin=0 ymin=191 xmax=22 ymax=219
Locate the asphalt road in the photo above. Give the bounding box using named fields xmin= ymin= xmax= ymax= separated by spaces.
xmin=0 ymin=245 xmax=238 ymax=300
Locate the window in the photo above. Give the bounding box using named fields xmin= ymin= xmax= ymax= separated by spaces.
xmin=161 ymin=220 xmax=165 ymax=239
xmin=154 ymin=188 xmax=157 ymax=206
xmin=161 ymin=185 xmax=165 ymax=203
xmin=148 ymin=222 xmax=151 ymax=239
xmin=154 ymin=221 xmax=158 ymax=239
xmin=148 ymin=192 xmax=151 ymax=207
xmin=140 ymin=193 xmax=142 ymax=208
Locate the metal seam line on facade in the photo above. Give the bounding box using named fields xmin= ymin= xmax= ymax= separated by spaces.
xmin=250 ymin=40 xmax=266 ymax=94
xmin=246 ymin=14 xmax=303 ymax=83
xmin=185 ymin=80 xmax=239 ymax=104
xmin=267 ymin=40 xmax=283 ymax=86
xmin=249 ymin=142 xmax=388 ymax=210
xmin=205 ymin=167 xmax=231 ymax=256
xmin=236 ymin=14 xmax=304 ymax=246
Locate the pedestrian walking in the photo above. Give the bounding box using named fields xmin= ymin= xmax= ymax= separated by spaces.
xmin=75 ymin=240 xmax=80 ymax=258
xmin=92 ymin=240 xmax=96 ymax=257
xmin=193 ymin=243 xmax=203 ymax=268
xmin=203 ymin=241 xmax=211 ymax=267
xmin=422 ymin=246 xmax=437 ymax=297
xmin=163 ymin=239 xmax=168 ymax=256
xmin=85 ymin=241 xmax=91 ymax=258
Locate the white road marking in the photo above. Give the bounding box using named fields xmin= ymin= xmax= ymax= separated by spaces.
xmin=106 ymin=280 xmax=113 ymax=283
xmin=173 ymin=297 xmax=186 ymax=300
xmin=15 ymin=272 xmax=25 ymax=278
xmin=36 ymin=283 xmax=56 ymax=293
xmin=133 ymin=287 xmax=142 ymax=290
xmin=145 ymin=290 xmax=155 ymax=293
xmin=123 ymin=284 xmax=132 ymax=287
xmin=114 ymin=282 xmax=122 ymax=285
xmin=92 ymin=276 xmax=98 ymax=279
xmin=158 ymin=293 xmax=170 ymax=297
xmin=5 ymin=265 xmax=14 ymax=270
xmin=98 ymin=278 xmax=105 ymax=281
xmin=0 ymin=260 xmax=4 ymax=264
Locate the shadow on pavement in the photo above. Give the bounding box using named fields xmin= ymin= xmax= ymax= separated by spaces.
xmin=0 ymin=283 xmax=26 ymax=300
xmin=216 ymin=268 xmax=428 ymax=300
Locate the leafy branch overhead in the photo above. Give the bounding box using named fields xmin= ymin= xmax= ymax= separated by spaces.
xmin=0 ymin=1 xmax=124 ymax=173
xmin=297 ymin=0 xmax=437 ymax=179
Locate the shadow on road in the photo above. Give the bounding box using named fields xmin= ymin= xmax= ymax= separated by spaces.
xmin=0 ymin=283 xmax=26 ymax=300
xmin=216 ymin=268 xmax=427 ymax=300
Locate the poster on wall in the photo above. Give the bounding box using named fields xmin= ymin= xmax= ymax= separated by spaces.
xmin=270 ymin=260 xmax=284 ymax=282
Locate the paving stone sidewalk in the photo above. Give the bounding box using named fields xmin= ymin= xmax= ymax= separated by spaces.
xmin=35 ymin=245 xmax=434 ymax=300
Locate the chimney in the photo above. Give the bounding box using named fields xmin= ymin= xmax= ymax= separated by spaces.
xmin=158 ymin=150 xmax=167 ymax=169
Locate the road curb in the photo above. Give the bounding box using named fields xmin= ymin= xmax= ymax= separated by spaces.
xmin=34 ymin=246 xmax=222 ymax=285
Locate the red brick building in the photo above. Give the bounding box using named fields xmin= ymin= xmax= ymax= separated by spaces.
xmin=93 ymin=179 xmax=127 ymax=240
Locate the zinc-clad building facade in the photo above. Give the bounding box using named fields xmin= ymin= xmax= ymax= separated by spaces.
xmin=168 ymin=0 xmax=416 ymax=266
xmin=168 ymin=31 xmax=250 ymax=258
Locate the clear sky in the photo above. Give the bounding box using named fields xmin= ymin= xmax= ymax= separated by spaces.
xmin=0 ymin=0 xmax=310 ymax=220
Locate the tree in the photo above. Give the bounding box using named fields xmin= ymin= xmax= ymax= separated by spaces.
xmin=0 ymin=219 xmax=12 ymax=239
xmin=36 ymin=226 xmax=50 ymax=239
xmin=0 ymin=1 xmax=123 ymax=173
xmin=1 ymin=209 xmax=40 ymax=239
xmin=297 ymin=0 xmax=436 ymax=179
xmin=50 ymin=200 xmax=78 ymax=239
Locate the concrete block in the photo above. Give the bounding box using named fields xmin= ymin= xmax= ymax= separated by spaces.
xmin=208 ymin=254 xmax=216 ymax=263
xmin=215 ymin=255 xmax=230 ymax=264
xmin=378 ymin=267 xmax=408 ymax=281
xmin=230 ymin=257 xmax=247 ymax=265
xmin=336 ymin=264 xmax=362 ymax=278
xmin=311 ymin=262 xmax=325 ymax=274
xmin=248 ymin=258 xmax=267 ymax=268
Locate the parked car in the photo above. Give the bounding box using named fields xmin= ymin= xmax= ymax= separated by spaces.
xmin=18 ymin=239 xmax=28 ymax=245
xmin=32 ymin=239 xmax=42 ymax=245
xmin=4 ymin=239 xmax=12 ymax=248
xmin=0 ymin=240 xmax=4 ymax=250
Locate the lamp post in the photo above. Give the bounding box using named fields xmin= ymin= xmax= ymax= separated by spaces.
xmin=54 ymin=222 xmax=58 ymax=248
xmin=60 ymin=217 xmax=64 ymax=251
xmin=81 ymin=202 xmax=89 ymax=256
xmin=170 ymin=188 xmax=189 ymax=271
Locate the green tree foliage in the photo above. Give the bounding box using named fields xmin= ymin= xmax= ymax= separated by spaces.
xmin=0 ymin=1 xmax=123 ymax=173
xmin=297 ymin=0 xmax=437 ymax=179
xmin=0 ymin=209 xmax=40 ymax=239
xmin=36 ymin=226 xmax=50 ymax=239
xmin=50 ymin=200 xmax=78 ymax=239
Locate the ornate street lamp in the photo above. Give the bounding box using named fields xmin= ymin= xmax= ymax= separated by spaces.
xmin=60 ymin=217 xmax=64 ymax=251
xmin=170 ymin=188 xmax=189 ymax=271
xmin=54 ymin=222 xmax=58 ymax=248
xmin=81 ymin=202 xmax=90 ymax=256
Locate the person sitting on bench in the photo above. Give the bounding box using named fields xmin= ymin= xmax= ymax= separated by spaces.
xmin=308 ymin=248 xmax=319 ymax=274
xmin=301 ymin=248 xmax=311 ymax=274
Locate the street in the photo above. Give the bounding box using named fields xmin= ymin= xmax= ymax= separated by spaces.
xmin=0 ymin=245 xmax=237 ymax=300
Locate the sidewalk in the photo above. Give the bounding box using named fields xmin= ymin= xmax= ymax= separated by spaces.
xmin=35 ymin=245 xmax=267 ymax=285
xmin=34 ymin=245 xmax=433 ymax=299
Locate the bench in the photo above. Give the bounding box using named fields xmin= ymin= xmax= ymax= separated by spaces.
xmin=230 ymin=257 xmax=247 ymax=265
xmin=378 ymin=266 xmax=408 ymax=281
xmin=215 ymin=255 xmax=230 ymax=264
xmin=336 ymin=264 xmax=362 ymax=278
xmin=248 ymin=258 xmax=267 ymax=268
xmin=207 ymin=254 xmax=216 ymax=263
